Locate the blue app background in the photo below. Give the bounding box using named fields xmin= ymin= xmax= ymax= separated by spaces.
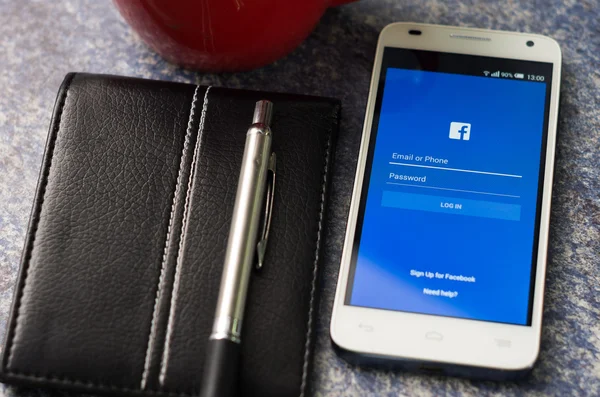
xmin=349 ymin=68 xmax=547 ymax=325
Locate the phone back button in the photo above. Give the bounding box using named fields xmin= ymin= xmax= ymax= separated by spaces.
xmin=358 ymin=323 xmax=374 ymax=332
xmin=425 ymin=331 xmax=444 ymax=341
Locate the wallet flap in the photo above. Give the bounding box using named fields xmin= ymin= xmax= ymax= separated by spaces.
xmin=2 ymin=74 xmax=198 ymax=390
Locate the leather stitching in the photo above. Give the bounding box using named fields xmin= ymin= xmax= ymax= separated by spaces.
xmin=141 ymin=85 xmax=201 ymax=390
xmin=4 ymin=73 xmax=75 ymax=370
xmin=159 ymin=86 xmax=211 ymax=387
xmin=299 ymin=112 xmax=335 ymax=397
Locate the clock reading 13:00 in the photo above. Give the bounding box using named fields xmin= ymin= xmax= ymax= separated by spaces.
xmin=528 ymin=74 xmax=545 ymax=82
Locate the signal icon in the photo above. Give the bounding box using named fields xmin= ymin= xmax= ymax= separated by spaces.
xmin=491 ymin=71 xmax=500 ymax=77
xmin=483 ymin=71 xmax=490 ymax=76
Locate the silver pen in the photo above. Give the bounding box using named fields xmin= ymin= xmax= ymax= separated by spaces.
xmin=200 ymin=100 xmax=276 ymax=397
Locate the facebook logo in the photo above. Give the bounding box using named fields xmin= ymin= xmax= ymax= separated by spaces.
xmin=449 ymin=122 xmax=471 ymax=141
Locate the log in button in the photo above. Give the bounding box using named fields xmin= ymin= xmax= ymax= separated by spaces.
xmin=381 ymin=191 xmax=521 ymax=221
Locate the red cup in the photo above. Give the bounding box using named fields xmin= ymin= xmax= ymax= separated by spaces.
xmin=113 ymin=0 xmax=356 ymax=72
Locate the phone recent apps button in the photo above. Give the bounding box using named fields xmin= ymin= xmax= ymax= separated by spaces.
xmin=425 ymin=331 xmax=444 ymax=341
xmin=495 ymin=338 xmax=512 ymax=348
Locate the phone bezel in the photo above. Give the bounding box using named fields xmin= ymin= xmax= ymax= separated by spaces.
xmin=330 ymin=22 xmax=562 ymax=371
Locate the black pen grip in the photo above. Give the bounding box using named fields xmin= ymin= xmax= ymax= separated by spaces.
xmin=200 ymin=338 xmax=241 ymax=397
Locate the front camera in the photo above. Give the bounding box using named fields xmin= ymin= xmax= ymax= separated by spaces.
xmin=526 ymin=40 xmax=535 ymax=47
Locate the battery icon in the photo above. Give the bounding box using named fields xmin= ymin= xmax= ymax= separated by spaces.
xmin=514 ymin=73 xmax=525 ymax=79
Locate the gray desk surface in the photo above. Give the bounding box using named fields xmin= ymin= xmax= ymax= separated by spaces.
xmin=0 ymin=1 xmax=599 ymax=396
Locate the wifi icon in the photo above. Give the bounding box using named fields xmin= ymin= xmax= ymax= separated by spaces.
xmin=483 ymin=71 xmax=490 ymax=76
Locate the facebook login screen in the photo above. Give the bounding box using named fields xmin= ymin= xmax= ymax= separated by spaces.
xmin=346 ymin=49 xmax=552 ymax=325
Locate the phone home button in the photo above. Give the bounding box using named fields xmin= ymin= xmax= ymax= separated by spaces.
xmin=425 ymin=331 xmax=444 ymax=341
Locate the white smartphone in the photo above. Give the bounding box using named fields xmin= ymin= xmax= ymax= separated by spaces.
xmin=330 ymin=22 xmax=561 ymax=378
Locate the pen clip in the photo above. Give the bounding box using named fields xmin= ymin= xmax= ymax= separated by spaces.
xmin=256 ymin=152 xmax=276 ymax=270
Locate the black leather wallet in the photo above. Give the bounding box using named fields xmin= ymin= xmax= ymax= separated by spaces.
xmin=0 ymin=73 xmax=340 ymax=397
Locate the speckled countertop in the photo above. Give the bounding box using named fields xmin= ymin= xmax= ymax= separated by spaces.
xmin=0 ymin=1 xmax=599 ymax=396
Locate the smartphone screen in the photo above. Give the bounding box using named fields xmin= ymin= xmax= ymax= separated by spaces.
xmin=345 ymin=48 xmax=553 ymax=326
